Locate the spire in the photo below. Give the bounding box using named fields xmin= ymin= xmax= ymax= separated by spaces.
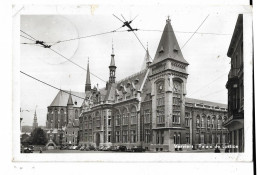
xmin=33 ymin=107 xmax=38 ymax=129
xmin=110 ymin=41 xmax=116 ymax=67
xmin=151 ymin=16 xmax=189 ymax=65
xmin=141 ymin=42 xmax=152 ymax=70
xmin=85 ymin=58 xmax=91 ymax=92
xmin=109 ymin=41 xmax=116 ymax=83
xmin=67 ymin=90 xmax=73 ymax=105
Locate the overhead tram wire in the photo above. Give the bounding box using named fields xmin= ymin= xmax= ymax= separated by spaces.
xmin=46 ymin=27 xmax=126 ymax=46
xmin=138 ymin=29 xmax=231 ymax=35
xmin=163 ymin=14 xmax=216 ymax=98
xmin=188 ymin=72 xmax=227 ymax=97
xmin=20 ymin=30 xmax=107 ymax=83
xmin=20 ymin=30 xmax=37 ymax=41
xmin=20 ymin=35 xmax=36 ymax=42
xmin=48 ymin=48 xmax=106 ymax=82
xmin=20 ymin=71 xmax=85 ymax=100
xmin=180 ymin=14 xmax=209 ymax=49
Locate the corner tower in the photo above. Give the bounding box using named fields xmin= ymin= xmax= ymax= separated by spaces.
xmin=149 ymin=17 xmax=189 ymax=152
xmin=109 ymin=43 xmax=116 ymax=83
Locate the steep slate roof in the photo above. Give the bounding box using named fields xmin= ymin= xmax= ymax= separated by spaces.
xmin=140 ymin=48 xmax=152 ymax=70
xmin=114 ymin=69 xmax=148 ymax=100
xmin=49 ymin=90 xmax=85 ymax=108
xmin=185 ymin=97 xmax=227 ymax=108
xmin=151 ymin=18 xmax=189 ymax=66
xmin=67 ymin=92 xmax=74 ymax=105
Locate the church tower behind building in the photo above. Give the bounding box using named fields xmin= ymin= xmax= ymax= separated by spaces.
xmin=33 ymin=109 xmax=38 ymax=129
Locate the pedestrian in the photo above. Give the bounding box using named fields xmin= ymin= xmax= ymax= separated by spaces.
xmin=40 ymin=147 xmax=42 ymax=153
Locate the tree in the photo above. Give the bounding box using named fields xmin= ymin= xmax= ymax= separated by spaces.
xmin=28 ymin=128 xmax=48 ymax=145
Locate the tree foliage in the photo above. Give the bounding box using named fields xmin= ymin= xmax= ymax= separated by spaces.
xmin=28 ymin=128 xmax=48 ymax=145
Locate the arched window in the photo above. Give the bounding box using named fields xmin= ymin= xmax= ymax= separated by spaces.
xmin=60 ymin=109 xmax=64 ymax=127
xmin=196 ymin=115 xmax=200 ymax=128
xmin=212 ymin=116 xmax=215 ymax=129
xmin=201 ymin=116 xmax=205 ymax=128
xmin=54 ymin=109 xmax=58 ymax=128
xmin=130 ymin=107 xmax=137 ymax=124
xmin=207 ymin=116 xmax=211 ymax=128
xmin=115 ymin=111 xmax=120 ymax=126
xmin=75 ymin=109 xmax=78 ymax=119
xmin=217 ymin=116 xmax=222 ymax=129
xmin=95 ymin=111 xmax=101 ymax=127
xmin=122 ymin=108 xmax=128 ymax=125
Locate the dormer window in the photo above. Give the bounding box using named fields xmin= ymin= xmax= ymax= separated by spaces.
xmin=173 ymin=49 xmax=178 ymax=53
xmin=134 ymin=78 xmax=139 ymax=84
xmin=159 ymin=46 xmax=164 ymax=53
xmin=127 ymin=81 xmax=131 ymax=87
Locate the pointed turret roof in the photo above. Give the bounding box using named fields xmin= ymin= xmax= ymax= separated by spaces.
xmin=86 ymin=58 xmax=91 ymax=85
xmin=151 ymin=17 xmax=189 ymax=65
xmin=67 ymin=91 xmax=74 ymax=105
xmin=109 ymin=42 xmax=116 ymax=67
xmin=141 ymin=43 xmax=152 ymax=70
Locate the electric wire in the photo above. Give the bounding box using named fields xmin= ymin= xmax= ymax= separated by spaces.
xmin=180 ymin=14 xmax=209 ymax=49
xmin=20 ymin=35 xmax=36 ymax=42
xmin=48 ymin=48 xmax=106 ymax=82
xmin=188 ymin=72 xmax=227 ymax=97
xmin=139 ymin=29 xmax=231 ymax=35
xmin=20 ymin=30 xmax=37 ymax=41
xmin=20 ymin=71 xmax=85 ymax=100
xmin=20 ymin=30 xmax=107 ymax=83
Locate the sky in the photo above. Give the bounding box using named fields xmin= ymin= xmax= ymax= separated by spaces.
xmin=19 ymin=5 xmax=248 ymax=127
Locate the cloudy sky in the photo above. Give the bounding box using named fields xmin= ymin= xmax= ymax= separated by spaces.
xmin=19 ymin=5 xmax=249 ymax=126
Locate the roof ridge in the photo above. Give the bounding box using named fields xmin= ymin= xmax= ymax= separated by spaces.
xmin=116 ymin=69 xmax=148 ymax=84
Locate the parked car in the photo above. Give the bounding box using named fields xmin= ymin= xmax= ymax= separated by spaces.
xmin=111 ymin=145 xmax=120 ymax=152
xmin=118 ymin=145 xmax=127 ymax=152
xmin=23 ymin=147 xmax=33 ymax=153
xmin=60 ymin=145 xmax=67 ymax=150
xmin=88 ymin=145 xmax=96 ymax=151
xmin=84 ymin=147 xmax=90 ymax=151
xmin=80 ymin=146 xmax=85 ymax=151
xmin=76 ymin=145 xmax=81 ymax=150
xmin=131 ymin=146 xmax=145 ymax=152
xmin=71 ymin=146 xmax=77 ymax=150
xmin=102 ymin=146 xmax=111 ymax=151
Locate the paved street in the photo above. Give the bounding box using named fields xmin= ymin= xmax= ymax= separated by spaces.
xmin=31 ymin=148 xmax=224 ymax=153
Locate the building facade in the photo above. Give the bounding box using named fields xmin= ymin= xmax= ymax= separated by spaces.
xmin=45 ymin=91 xmax=84 ymax=146
xmin=223 ymin=14 xmax=244 ymax=152
xmin=75 ymin=18 xmax=228 ymax=151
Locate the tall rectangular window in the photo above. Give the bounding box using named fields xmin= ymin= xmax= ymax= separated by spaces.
xmin=145 ymin=129 xmax=150 ymax=143
xmin=122 ymin=130 xmax=128 ymax=143
xmin=108 ymin=116 xmax=111 ymax=126
xmin=144 ymin=110 xmax=151 ymax=123
xmin=115 ymin=131 xmax=120 ymax=143
xmin=157 ymin=106 xmax=165 ymax=124
xmin=108 ymin=131 xmax=111 ymax=142
xmin=115 ymin=115 xmax=120 ymax=126
xmin=161 ymin=131 xmax=164 ymax=144
xmin=130 ymin=130 xmax=136 ymax=143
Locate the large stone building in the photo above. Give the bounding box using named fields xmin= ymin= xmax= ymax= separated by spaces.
xmin=74 ymin=18 xmax=228 ymax=151
xmin=223 ymin=14 xmax=245 ymax=152
xmin=45 ymin=91 xmax=84 ymax=146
